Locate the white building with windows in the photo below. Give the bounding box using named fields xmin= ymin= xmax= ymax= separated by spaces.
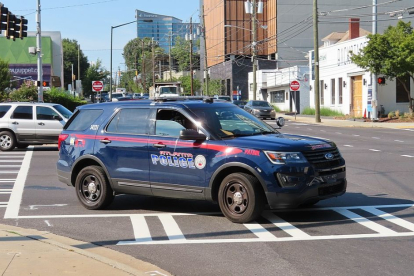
xmin=248 ymin=66 xmax=310 ymax=113
xmin=309 ymin=20 xmax=413 ymax=118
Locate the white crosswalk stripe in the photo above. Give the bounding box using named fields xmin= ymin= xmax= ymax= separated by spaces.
xmin=261 ymin=213 xmax=310 ymax=238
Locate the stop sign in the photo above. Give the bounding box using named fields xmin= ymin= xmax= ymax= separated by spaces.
xmin=92 ymin=81 xmax=103 ymax=92
xmin=290 ymin=80 xmax=300 ymax=91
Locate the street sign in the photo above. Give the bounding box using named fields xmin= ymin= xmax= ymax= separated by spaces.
xmin=92 ymin=81 xmax=103 ymax=92
xmin=290 ymin=80 xmax=300 ymax=91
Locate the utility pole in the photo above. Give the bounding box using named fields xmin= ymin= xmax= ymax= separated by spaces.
xmin=372 ymin=0 xmax=378 ymax=120
xmin=36 ymin=0 xmax=43 ymax=102
xmin=142 ymin=40 xmax=146 ymax=93
xmin=78 ymin=43 xmax=81 ymax=97
xmin=169 ymin=32 xmax=172 ymax=81
xmin=202 ymin=5 xmax=208 ymax=96
xmin=152 ymin=37 xmax=155 ymax=88
xmin=252 ymin=0 xmax=257 ymax=101
xmin=190 ymin=17 xmax=194 ymax=96
xmin=71 ymin=63 xmax=74 ymax=96
xmin=313 ymin=0 xmax=321 ymax=123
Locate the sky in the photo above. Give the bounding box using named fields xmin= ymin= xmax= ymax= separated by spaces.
xmin=7 ymin=0 xmax=200 ymax=74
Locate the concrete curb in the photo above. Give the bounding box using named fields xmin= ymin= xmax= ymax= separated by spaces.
xmin=0 ymin=224 xmax=172 ymax=276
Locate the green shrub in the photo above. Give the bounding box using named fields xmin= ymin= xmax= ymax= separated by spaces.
xmin=272 ymin=105 xmax=282 ymax=112
xmin=388 ymin=111 xmax=395 ymax=119
xmin=301 ymin=107 xmax=344 ymax=117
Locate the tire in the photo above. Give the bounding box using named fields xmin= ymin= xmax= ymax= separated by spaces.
xmin=75 ymin=165 xmax=114 ymax=210
xmin=218 ymin=173 xmax=265 ymax=223
xmin=0 ymin=131 xmax=16 ymax=151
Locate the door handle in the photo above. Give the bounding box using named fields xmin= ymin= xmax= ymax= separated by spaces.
xmin=38 ymin=122 xmax=45 ymax=126
xmin=12 ymin=121 xmax=18 ymax=125
xmin=100 ymin=139 xmax=111 ymax=144
xmin=153 ymin=143 xmax=166 ymax=148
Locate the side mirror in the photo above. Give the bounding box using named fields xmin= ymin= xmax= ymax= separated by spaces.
xmin=276 ymin=117 xmax=285 ymax=127
xmin=53 ymin=115 xmax=63 ymax=121
xmin=179 ymin=129 xmax=206 ymax=141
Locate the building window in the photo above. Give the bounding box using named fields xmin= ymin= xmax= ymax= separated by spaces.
xmin=320 ymin=80 xmax=325 ymax=105
xmin=339 ymin=77 xmax=343 ymax=105
xmin=331 ymin=79 xmax=335 ymax=105
xmin=273 ymin=91 xmax=284 ymax=103
xmin=396 ymin=75 xmax=410 ymax=103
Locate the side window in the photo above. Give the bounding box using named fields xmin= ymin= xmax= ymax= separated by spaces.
xmin=11 ymin=106 xmax=33 ymax=120
xmin=0 ymin=105 xmax=11 ymax=118
xmin=155 ymin=109 xmax=196 ymax=138
xmin=36 ymin=106 xmax=60 ymax=120
xmin=107 ymin=108 xmax=149 ymax=134
xmin=65 ymin=109 xmax=103 ymax=131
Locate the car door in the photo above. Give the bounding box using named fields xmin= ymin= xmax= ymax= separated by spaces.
xmin=96 ymin=107 xmax=151 ymax=195
xmin=148 ymin=108 xmax=207 ymax=199
xmin=9 ymin=105 xmax=36 ymax=142
xmin=35 ymin=106 xmax=66 ymax=143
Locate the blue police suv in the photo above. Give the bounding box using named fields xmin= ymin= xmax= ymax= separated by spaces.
xmin=57 ymin=98 xmax=346 ymax=223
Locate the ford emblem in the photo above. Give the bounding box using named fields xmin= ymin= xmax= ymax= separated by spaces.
xmin=325 ymin=153 xmax=334 ymax=160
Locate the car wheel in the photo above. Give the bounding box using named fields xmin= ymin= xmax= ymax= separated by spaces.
xmin=75 ymin=165 xmax=114 ymax=210
xmin=0 ymin=131 xmax=16 ymax=151
xmin=218 ymin=173 xmax=265 ymax=223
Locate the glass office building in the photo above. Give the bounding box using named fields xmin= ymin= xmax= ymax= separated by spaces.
xmin=136 ymin=10 xmax=199 ymax=53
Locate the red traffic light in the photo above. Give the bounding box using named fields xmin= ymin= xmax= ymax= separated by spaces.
xmin=377 ymin=77 xmax=386 ymax=85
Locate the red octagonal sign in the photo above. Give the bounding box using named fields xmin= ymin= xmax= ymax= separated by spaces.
xmin=92 ymin=81 xmax=103 ymax=92
xmin=290 ymin=80 xmax=300 ymax=91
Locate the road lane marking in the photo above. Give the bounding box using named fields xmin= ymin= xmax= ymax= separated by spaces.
xmin=369 ymin=149 xmax=381 ymax=152
xmin=343 ymin=145 xmax=353 ymax=147
xmin=28 ymin=204 xmax=68 ymax=210
xmin=0 ymin=161 xmax=23 ymax=163
xmin=129 ymin=215 xmax=152 ymax=243
xmin=0 ymin=165 xmax=21 ymax=168
xmin=353 ymin=135 xmax=360 ymax=137
xmin=335 ymin=209 xmax=397 ymax=235
xmin=4 ymin=147 xmax=33 ymax=219
xmin=0 ymin=152 xmax=25 ymax=155
xmin=394 ymin=140 xmax=404 ymax=143
xmin=401 ymin=155 xmax=414 ymax=158
xmin=361 ymin=207 xmax=414 ymax=232
xmin=44 ymin=220 xmax=53 ymax=227
xmin=261 ymin=213 xmax=310 ymax=238
xmin=158 ymin=214 xmax=186 ymax=241
xmin=0 ymin=171 xmax=19 ymax=174
xmin=0 ymin=179 xmax=15 ymax=182
xmin=335 ymin=132 xmax=342 ymax=134
xmin=372 ymin=137 xmax=380 ymax=139
xmin=244 ymin=222 xmax=278 ymax=240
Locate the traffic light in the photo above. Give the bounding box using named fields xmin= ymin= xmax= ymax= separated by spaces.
xmin=5 ymin=12 xmax=16 ymax=39
xmin=0 ymin=4 xmax=8 ymax=32
xmin=15 ymin=16 xmax=27 ymax=39
xmin=377 ymin=77 xmax=386 ymax=85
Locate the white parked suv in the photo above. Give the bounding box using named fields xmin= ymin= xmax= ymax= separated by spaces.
xmin=0 ymin=102 xmax=73 ymax=151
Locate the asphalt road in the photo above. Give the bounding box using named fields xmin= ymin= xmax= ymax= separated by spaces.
xmin=1 ymin=122 xmax=414 ymax=276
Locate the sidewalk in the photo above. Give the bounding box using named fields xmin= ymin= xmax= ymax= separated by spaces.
xmin=282 ymin=114 xmax=414 ymax=129
xmin=0 ymin=224 xmax=171 ymax=276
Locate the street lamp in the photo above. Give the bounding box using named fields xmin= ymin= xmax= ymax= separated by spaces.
xmin=110 ymin=20 xmax=136 ymax=101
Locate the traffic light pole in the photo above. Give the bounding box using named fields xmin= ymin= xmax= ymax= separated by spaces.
xmin=36 ymin=0 xmax=43 ymax=102
xmin=371 ymin=0 xmax=378 ymax=120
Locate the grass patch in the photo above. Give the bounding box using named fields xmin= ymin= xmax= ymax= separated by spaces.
xmin=301 ymin=107 xmax=344 ymax=117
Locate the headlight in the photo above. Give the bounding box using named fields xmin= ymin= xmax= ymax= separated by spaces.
xmin=264 ymin=151 xmax=307 ymax=164
xmin=253 ymin=109 xmax=260 ymax=112
xmin=270 ymin=110 xmax=275 ymax=113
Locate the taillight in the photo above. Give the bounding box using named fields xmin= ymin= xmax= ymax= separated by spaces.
xmin=58 ymin=134 xmax=69 ymax=150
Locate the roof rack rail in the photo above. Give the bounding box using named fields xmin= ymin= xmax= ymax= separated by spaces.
xmin=153 ymin=96 xmax=212 ymax=102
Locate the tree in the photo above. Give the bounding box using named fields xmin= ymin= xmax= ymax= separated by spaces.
xmin=179 ymin=75 xmax=201 ymax=95
xmin=82 ymin=59 xmax=109 ymax=98
xmin=122 ymin=38 xmax=165 ymax=92
xmin=351 ymin=21 xmax=414 ymax=113
xmin=62 ymin=39 xmax=89 ymax=90
xmin=170 ymin=36 xmax=200 ymax=72
xmin=0 ymin=58 xmax=11 ymax=99
xmin=202 ymin=79 xmax=224 ymax=96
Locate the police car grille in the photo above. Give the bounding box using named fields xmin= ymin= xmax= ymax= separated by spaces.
xmin=302 ymin=148 xmax=342 ymax=169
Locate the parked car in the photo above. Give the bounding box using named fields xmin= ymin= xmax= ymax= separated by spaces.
xmin=244 ymin=100 xmax=276 ymax=120
xmin=233 ymin=100 xmax=247 ymax=109
xmin=57 ymin=98 xmax=346 ymax=223
xmin=214 ymin=95 xmax=232 ymax=102
xmin=0 ymin=102 xmax=73 ymax=151
xmin=110 ymin=93 xmax=125 ymax=102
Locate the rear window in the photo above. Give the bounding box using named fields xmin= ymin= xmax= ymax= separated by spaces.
xmin=53 ymin=104 xmax=73 ymax=119
xmin=11 ymin=106 xmax=33 ymax=120
xmin=65 ymin=109 xmax=103 ymax=131
xmin=0 ymin=105 xmax=11 ymax=118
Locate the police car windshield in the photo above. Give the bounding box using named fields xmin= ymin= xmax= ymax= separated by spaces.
xmin=190 ymin=106 xmax=278 ymax=138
